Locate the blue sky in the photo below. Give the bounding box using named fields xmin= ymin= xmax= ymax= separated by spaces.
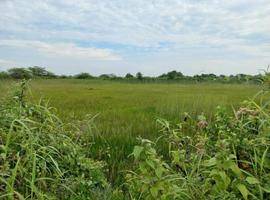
xmin=0 ymin=0 xmax=269 ymax=76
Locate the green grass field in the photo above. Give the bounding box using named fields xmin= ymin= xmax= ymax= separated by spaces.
xmin=0 ymin=79 xmax=262 ymax=184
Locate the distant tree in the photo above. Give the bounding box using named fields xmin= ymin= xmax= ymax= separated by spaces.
xmin=8 ymin=68 xmax=33 ymax=79
xmin=167 ymin=70 xmax=183 ymax=80
xmin=74 ymin=72 xmax=93 ymax=79
xmin=125 ymin=73 xmax=134 ymax=79
xmin=99 ymin=74 xmax=117 ymax=79
xmin=136 ymin=72 xmax=143 ymax=80
xmin=158 ymin=73 xmax=167 ymax=79
xmin=0 ymin=71 xmax=10 ymax=79
xmin=158 ymin=70 xmax=184 ymax=80
xmin=99 ymin=74 xmax=110 ymax=79
xmin=59 ymin=75 xmax=68 ymax=79
xmin=28 ymin=66 xmax=56 ymax=78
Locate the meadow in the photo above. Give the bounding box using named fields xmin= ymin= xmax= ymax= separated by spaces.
xmin=0 ymin=79 xmax=261 ymax=185
xmin=1 ymin=79 xmax=260 ymax=133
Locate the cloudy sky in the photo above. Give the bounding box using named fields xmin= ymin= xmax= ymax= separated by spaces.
xmin=0 ymin=0 xmax=270 ymax=76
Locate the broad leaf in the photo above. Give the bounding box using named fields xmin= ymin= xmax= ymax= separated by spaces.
xmin=246 ymin=177 xmax=260 ymax=185
xmin=133 ymin=146 xmax=144 ymax=159
xmin=237 ymin=184 xmax=249 ymax=200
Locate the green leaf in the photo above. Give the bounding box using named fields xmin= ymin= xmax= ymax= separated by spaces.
xmin=150 ymin=187 xmax=159 ymax=198
xmin=218 ymin=171 xmax=231 ymax=189
xmin=204 ymin=157 xmax=217 ymax=167
xmin=229 ymin=163 xmax=242 ymax=177
xmin=246 ymin=177 xmax=260 ymax=185
xmin=237 ymin=184 xmax=249 ymax=200
xmin=155 ymin=167 xmax=164 ymax=178
xmin=146 ymin=159 xmax=155 ymax=169
xmin=262 ymin=187 xmax=270 ymax=193
xmin=133 ymin=146 xmax=144 ymax=159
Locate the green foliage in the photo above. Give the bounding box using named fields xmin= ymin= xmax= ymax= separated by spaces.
xmin=7 ymin=68 xmax=33 ymax=79
xmin=159 ymin=70 xmax=184 ymax=80
xmin=2 ymin=67 xmax=54 ymax=79
xmin=0 ymin=81 xmax=112 ymax=199
xmin=0 ymin=66 xmax=265 ymax=83
xmin=126 ymin=139 xmax=189 ymax=199
xmin=127 ymin=91 xmax=270 ymax=199
xmin=136 ymin=72 xmax=143 ymax=80
xmin=28 ymin=66 xmax=56 ymax=78
xmin=0 ymin=71 xmax=10 ymax=79
xmin=125 ymin=73 xmax=134 ymax=79
xmin=74 ymin=72 xmax=94 ymax=79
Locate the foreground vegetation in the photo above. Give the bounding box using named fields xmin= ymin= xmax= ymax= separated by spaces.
xmin=0 ymin=79 xmax=269 ymax=199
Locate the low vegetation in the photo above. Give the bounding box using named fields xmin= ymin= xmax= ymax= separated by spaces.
xmin=0 ymin=66 xmax=264 ymax=84
xmin=127 ymin=96 xmax=270 ymax=199
xmin=0 ymin=76 xmax=269 ymax=199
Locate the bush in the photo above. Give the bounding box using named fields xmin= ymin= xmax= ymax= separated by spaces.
xmin=0 ymin=71 xmax=10 ymax=79
xmin=74 ymin=72 xmax=94 ymax=79
xmin=28 ymin=66 xmax=56 ymax=78
xmin=7 ymin=68 xmax=33 ymax=79
xmin=0 ymin=81 xmax=111 ymax=199
xmin=126 ymin=91 xmax=270 ymax=199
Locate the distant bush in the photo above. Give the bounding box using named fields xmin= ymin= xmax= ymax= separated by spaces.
xmin=0 ymin=66 xmax=266 ymax=83
xmin=136 ymin=72 xmax=143 ymax=80
xmin=3 ymin=67 xmax=55 ymax=79
xmin=99 ymin=74 xmax=119 ymax=80
xmin=7 ymin=67 xmax=33 ymax=79
xmin=29 ymin=66 xmax=56 ymax=78
xmin=125 ymin=73 xmax=134 ymax=79
xmin=74 ymin=72 xmax=94 ymax=79
xmin=0 ymin=71 xmax=10 ymax=79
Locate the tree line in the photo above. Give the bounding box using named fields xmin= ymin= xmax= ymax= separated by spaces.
xmin=0 ymin=66 xmax=263 ymax=83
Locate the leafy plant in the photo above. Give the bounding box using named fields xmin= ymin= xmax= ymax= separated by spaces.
xmin=126 ymin=87 xmax=270 ymax=199
xmin=0 ymin=81 xmax=109 ymax=199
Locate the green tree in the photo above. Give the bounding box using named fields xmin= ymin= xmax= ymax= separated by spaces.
xmin=0 ymin=71 xmax=10 ymax=79
xmin=136 ymin=72 xmax=143 ymax=80
xmin=8 ymin=68 xmax=33 ymax=79
xmin=74 ymin=72 xmax=93 ymax=79
xmin=28 ymin=66 xmax=56 ymax=78
xmin=125 ymin=73 xmax=134 ymax=79
xmin=167 ymin=70 xmax=183 ymax=80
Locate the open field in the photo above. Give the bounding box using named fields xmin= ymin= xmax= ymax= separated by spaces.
xmin=1 ymin=79 xmax=270 ymax=200
xmin=0 ymin=79 xmax=262 ymax=184
xmin=0 ymin=80 xmax=262 ymax=143
xmin=1 ymin=79 xmax=261 ymax=136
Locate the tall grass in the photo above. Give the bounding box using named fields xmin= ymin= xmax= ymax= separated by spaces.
xmin=0 ymin=81 xmax=115 ymax=199
xmin=126 ymin=89 xmax=270 ymax=199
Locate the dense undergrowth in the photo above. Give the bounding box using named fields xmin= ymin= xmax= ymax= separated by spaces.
xmin=0 ymin=80 xmax=269 ymax=199
xmin=0 ymin=81 xmax=122 ymax=199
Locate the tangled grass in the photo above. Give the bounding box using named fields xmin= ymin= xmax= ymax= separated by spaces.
xmin=126 ymin=90 xmax=270 ymax=199
xmin=0 ymin=81 xmax=116 ymax=199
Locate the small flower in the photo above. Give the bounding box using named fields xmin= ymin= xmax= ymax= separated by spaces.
xmin=197 ymin=120 xmax=208 ymax=129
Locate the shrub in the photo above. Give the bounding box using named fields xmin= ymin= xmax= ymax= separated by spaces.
xmin=126 ymin=91 xmax=270 ymax=199
xmin=7 ymin=68 xmax=33 ymax=79
xmin=0 ymin=81 xmax=109 ymax=199
xmin=74 ymin=72 xmax=94 ymax=79
xmin=28 ymin=66 xmax=56 ymax=78
xmin=0 ymin=71 xmax=10 ymax=79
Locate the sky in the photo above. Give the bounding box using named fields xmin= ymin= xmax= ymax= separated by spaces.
xmin=0 ymin=0 xmax=270 ymax=76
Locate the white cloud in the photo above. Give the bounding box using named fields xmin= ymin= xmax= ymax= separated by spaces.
xmin=0 ymin=40 xmax=121 ymax=61
xmin=0 ymin=0 xmax=269 ymax=74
